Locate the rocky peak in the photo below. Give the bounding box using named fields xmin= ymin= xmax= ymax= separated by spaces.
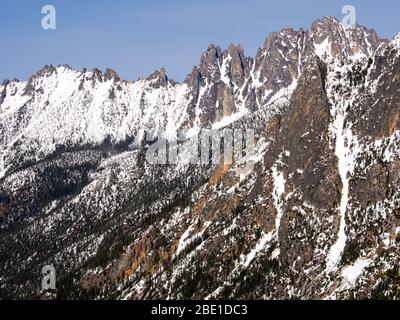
xmin=184 ymin=45 xmax=222 ymax=93
xmin=92 ymin=68 xmax=104 ymax=82
xmin=389 ymin=32 xmax=400 ymax=51
xmin=201 ymin=44 xmax=222 ymax=63
xmin=1 ymin=79 xmax=10 ymax=87
xmin=309 ymin=16 xmax=383 ymax=59
xmin=249 ymin=16 xmax=386 ymax=110
xmin=222 ymin=44 xmax=252 ymax=87
xmin=104 ymin=68 xmax=120 ymax=82
xmin=0 ymin=80 xmax=9 ymax=106
xmin=182 ymin=43 xmax=252 ymax=128
xmin=146 ymin=67 xmax=169 ymax=88
xmin=198 ymin=44 xmax=223 ymax=83
xmin=262 ymin=27 xmax=302 ymax=49
xmin=256 ymin=28 xmax=304 ymax=82
xmin=35 ymin=64 xmax=57 ymax=77
xmin=22 ymin=65 xmax=55 ymax=96
xmin=309 ymin=16 xmax=341 ymax=34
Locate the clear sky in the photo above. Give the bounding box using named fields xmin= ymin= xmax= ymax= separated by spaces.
xmin=1 ymin=0 xmax=399 ymax=82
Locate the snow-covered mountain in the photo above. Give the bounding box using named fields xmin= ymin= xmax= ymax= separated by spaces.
xmin=0 ymin=17 xmax=382 ymax=176
xmin=0 ymin=17 xmax=399 ymax=299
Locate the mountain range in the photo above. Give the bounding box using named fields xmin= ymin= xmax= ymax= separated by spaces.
xmin=0 ymin=16 xmax=399 ymax=299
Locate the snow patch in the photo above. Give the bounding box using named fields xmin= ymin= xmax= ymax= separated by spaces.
xmin=325 ymin=60 xmax=361 ymax=272
xmin=314 ymin=38 xmax=332 ymax=60
xmin=242 ymin=232 xmax=272 ymax=268
xmin=341 ymin=258 xmax=371 ymax=286
xmin=272 ymin=164 xmax=286 ymax=236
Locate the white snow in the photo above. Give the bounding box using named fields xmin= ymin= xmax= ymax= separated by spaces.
xmin=326 ymin=107 xmax=350 ymax=271
xmin=0 ymin=66 xmax=194 ymax=175
xmin=212 ymin=109 xmax=248 ymax=130
xmin=391 ymin=33 xmax=400 ymax=51
xmin=219 ymin=55 xmax=232 ymax=86
xmin=341 ymin=258 xmax=371 ymax=286
xmin=234 ymin=163 xmax=286 ymax=270
xmin=175 ymin=220 xmax=211 ymax=257
xmin=272 ymin=163 xmax=286 ymax=236
xmin=267 ymin=79 xmax=298 ymax=108
xmin=242 ymin=232 xmax=272 ymax=268
xmin=325 ymin=60 xmax=362 ymax=272
xmin=314 ymin=38 xmax=332 ymax=60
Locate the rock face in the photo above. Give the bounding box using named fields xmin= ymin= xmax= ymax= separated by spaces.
xmin=0 ymin=17 xmax=399 ymax=300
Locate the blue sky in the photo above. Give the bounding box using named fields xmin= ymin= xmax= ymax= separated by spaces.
xmin=1 ymin=0 xmax=399 ymax=82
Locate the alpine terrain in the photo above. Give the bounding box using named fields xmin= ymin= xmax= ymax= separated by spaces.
xmin=0 ymin=17 xmax=399 ymax=299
